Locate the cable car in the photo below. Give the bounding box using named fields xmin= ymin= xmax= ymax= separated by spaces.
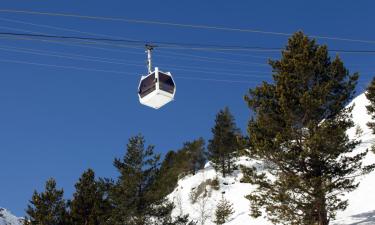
xmin=138 ymin=45 xmax=176 ymax=109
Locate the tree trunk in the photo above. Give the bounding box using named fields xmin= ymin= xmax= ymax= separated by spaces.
xmin=315 ymin=182 xmax=329 ymax=225
xmin=317 ymin=197 xmax=329 ymax=225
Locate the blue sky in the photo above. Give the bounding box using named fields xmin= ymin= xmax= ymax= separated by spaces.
xmin=0 ymin=0 xmax=374 ymax=216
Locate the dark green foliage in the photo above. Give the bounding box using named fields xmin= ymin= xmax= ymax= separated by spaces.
xmin=208 ymin=107 xmax=241 ymax=177
xmin=147 ymin=201 xmax=196 ymax=225
xmin=69 ymin=169 xmax=112 ymax=225
xmin=153 ymin=138 xmax=206 ymax=200
xmin=244 ymin=31 xmax=374 ymax=225
xmin=366 ymin=77 xmax=375 ymax=135
xmin=184 ymin=138 xmax=206 ymax=175
xmin=25 ymin=135 xmax=197 ymax=225
xmin=109 ymin=134 xmax=163 ymax=224
xmin=108 ymin=134 xmax=193 ymax=225
xmin=169 ymin=215 xmax=197 ymax=225
xmin=23 ymin=134 xmax=200 ymax=225
xmin=214 ymin=197 xmax=234 ymax=225
xmin=25 ymin=178 xmax=69 ymax=225
xmin=236 ymin=135 xmax=249 ymax=156
xmin=151 ymin=150 xmax=182 ymax=200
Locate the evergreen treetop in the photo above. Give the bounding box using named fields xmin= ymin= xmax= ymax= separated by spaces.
xmin=25 ymin=178 xmax=69 ymax=225
xmin=24 ymin=135 xmax=205 ymax=225
xmin=182 ymin=138 xmax=206 ymax=175
xmin=69 ymin=169 xmax=111 ymax=225
xmin=208 ymin=107 xmax=241 ymax=177
xmin=244 ymin=31 xmax=374 ymax=225
xmin=108 ymin=134 xmax=191 ymax=225
xmin=214 ymin=196 xmax=234 ymax=225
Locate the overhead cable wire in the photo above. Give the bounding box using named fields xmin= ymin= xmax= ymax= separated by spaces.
xmin=0 ymin=16 xmax=277 ymax=59
xmin=0 ymin=17 xmax=345 ymax=71
xmin=2 ymin=19 xmax=371 ymax=56
xmin=0 ymin=22 xmax=274 ymax=65
xmin=0 ymin=29 xmax=371 ymax=73
xmin=0 ymin=58 xmax=369 ymax=87
xmin=1 ymin=31 xmax=375 ymax=54
xmin=0 ymin=35 xmax=267 ymax=68
xmin=0 ymin=31 xmax=281 ymax=52
xmin=181 ymin=50 xmax=272 ymax=59
xmin=154 ymin=50 xmax=268 ymax=66
xmin=0 ymin=17 xmax=139 ymax=41
xmin=0 ymin=27 xmax=146 ymax=55
xmin=0 ymin=58 xmax=136 ymax=75
xmin=0 ymin=58 xmax=259 ymax=84
xmin=0 ymin=24 xmax=142 ymax=50
xmin=0 ymin=45 xmax=144 ymax=67
xmin=154 ymin=62 xmax=271 ymax=74
xmin=0 ymin=33 xmax=270 ymax=66
xmin=0 ymin=45 xmax=270 ymax=78
xmin=0 ymin=34 xmax=271 ymax=70
xmin=0 ymin=23 xmax=369 ymax=75
xmin=0 ymin=45 xmax=137 ymax=64
xmin=1 ymin=9 xmax=375 ymax=44
xmin=0 ymin=41 xmax=271 ymax=75
xmin=0 ymin=33 xmax=373 ymax=74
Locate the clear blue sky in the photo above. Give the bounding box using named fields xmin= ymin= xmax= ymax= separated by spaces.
xmin=0 ymin=0 xmax=374 ymax=216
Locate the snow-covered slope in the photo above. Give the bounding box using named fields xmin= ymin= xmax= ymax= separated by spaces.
xmin=168 ymin=93 xmax=375 ymax=225
xmin=169 ymin=157 xmax=271 ymax=225
xmin=0 ymin=208 xmax=23 ymax=225
xmin=333 ymin=93 xmax=375 ymax=225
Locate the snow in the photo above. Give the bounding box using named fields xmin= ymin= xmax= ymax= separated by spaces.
xmin=168 ymin=158 xmax=271 ymax=225
xmin=0 ymin=208 xmax=23 ymax=225
xmin=168 ymin=93 xmax=375 ymax=225
xmin=332 ymin=93 xmax=375 ymax=225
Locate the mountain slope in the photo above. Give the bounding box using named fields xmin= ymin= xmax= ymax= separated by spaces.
xmin=333 ymin=93 xmax=375 ymax=225
xmin=168 ymin=93 xmax=375 ymax=225
xmin=0 ymin=208 xmax=23 ymax=225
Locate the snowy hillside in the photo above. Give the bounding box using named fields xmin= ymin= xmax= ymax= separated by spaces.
xmin=168 ymin=93 xmax=375 ymax=225
xmin=0 ymin=208 xmax=23 ymax=225
xmin=333 ymin=93 xmax=375 ymax=225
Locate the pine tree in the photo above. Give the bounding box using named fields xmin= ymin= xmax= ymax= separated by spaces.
xmin=366 ymin=77 xmax=375 ymax=134
xmin=109 ymin=134 xmax=172 ymax=225
xmin=214 ymin=197 xmax=234 ymax=225
xmin=152 ymin=151 xmax=183 ymax=200
xmin=243 ymin=31 xmax=374 ymax=225
xmin=169 ymin=215 xmax=197 ymax=225
xmin=208 ymin=107 xmax=240 ymax=177
xmin=152 ymin=138 xmax=206 ymax=200
xmin=183 ymin=138 xmax=206 ymax=175
xmin=25 ymin=178 xmax=69 ymax=225
xmin=69 ymin=169 xmax=111 ymax=225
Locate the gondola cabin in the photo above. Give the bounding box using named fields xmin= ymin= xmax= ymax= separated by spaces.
xmin=138 ymin=67 xmax=176 ymax=109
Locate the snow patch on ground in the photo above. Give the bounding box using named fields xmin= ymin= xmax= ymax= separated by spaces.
xmin=169 ymin=93 xmax=375 ymax=225
xmin=168 ymin=157 xmax=271 ymax=225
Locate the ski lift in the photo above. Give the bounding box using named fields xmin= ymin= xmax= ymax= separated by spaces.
xmin=138 ymin=45 xmax=176 ymax=109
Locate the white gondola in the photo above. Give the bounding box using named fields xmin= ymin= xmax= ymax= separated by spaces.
xmin=138 ymin=45 xmax=176 ymax=109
